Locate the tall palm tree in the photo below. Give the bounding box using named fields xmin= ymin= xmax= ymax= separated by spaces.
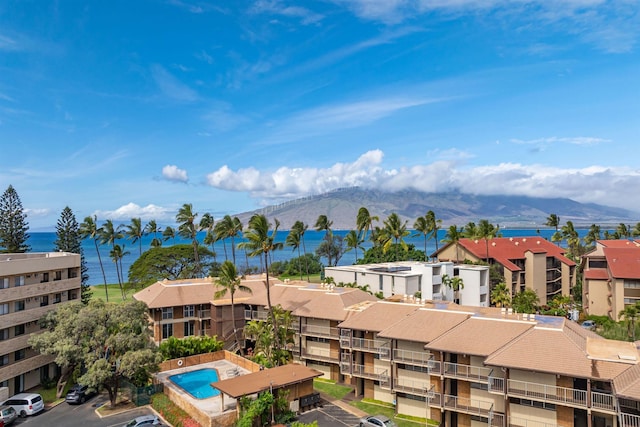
xmin=443 ymin=225 xmax=463 ymax=263
xmin=477 ymin=219 xmax=499 ymax=264
xmin=239 ymin=214 xmax=284 ymax=352
xmin=162 ymin=226 xmax=176 ymax=244
xmin=199 ymin=212 xmax=215 ymax=245
xmin=584 ymin=224 xmax=601 ymax=247
xmin=285 ymin=226 xmax=304 ymax=280
xmin=218 ymin=215 xmax=242 ymax=265
xmin=443 ymin=274 xmax=464 ymax=304
xmin=79 ymin=215 xmax=109 ymax=302
xmin=425 ymin=210 xmax=442 ymax=252
xmin=145 ymin=220 xmax=163 ymax=248
xmin=344 ymin=230 xmax=364 ymax=263
xmin=291 ymin=221 xmax=309 ymax=281
xmin=546 ymin=214 xmax=561 ymax=246
xmin=413 ymin=215 xmax=430 ymax=255
xmin=203 ymin=230 xmax=218 ymax=263
xmin=356 ymin=207 xmax=378 ymax=243
xmin=616 ymin=223 xmax=631 ymax=239
xmin=214 ymin=260 xmax=251 ymax=354
xmin=632 ymin=222 xmax=640 ymax=238
xmin=100 ymin=219 xmax=124 ymax=286
xmin=176 ymin=203 xmax=200 ymax=276
xmin=619 ymin=303 xmax=640 ymax=341
xmin=490 ymin=282 xmax=511 ymax=308
xmin=214 ymin=220 xmax=229 ymax=261
xmin=125 ymin=217 xmax=145 ymax=256
xmin=382 ymin=213 xmax=409 ymax=259
xmin=109 ymin=243 xmax=128 ymax=299
xmin=561 ymin=220 xmax=580 ymax=259
xmin=462 ymin=221 xmax=477 ymax=239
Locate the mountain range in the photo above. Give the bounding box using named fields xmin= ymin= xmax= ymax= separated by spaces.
xmin=236 ymin=187 xmax=640 ymax=230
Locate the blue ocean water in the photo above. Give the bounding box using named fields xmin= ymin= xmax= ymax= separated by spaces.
xmin=27 ymin=228 xmax=561 ymax=286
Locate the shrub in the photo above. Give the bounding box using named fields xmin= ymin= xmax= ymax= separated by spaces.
xmin=151 ymin=393 xmax=200 ymax=427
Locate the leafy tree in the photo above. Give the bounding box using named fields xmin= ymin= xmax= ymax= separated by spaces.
xmin=285 ymin=225 xmax=304 ymax=280
xmin=356 ymin=207 xmax=378 ymax=244
xmin=54 ymin=206 xmax=91 ymax=303
xmin=100 ymin=219 xmax=124 ymax=292
xmin=542 ymin=294 xmax=572 ymax=317
xmin=343 ymin=230 xmax=364 ymax=263
xmin=125 ymin=217 xmax=145 ymax=256
xmin=583 ymin=224 xmax=601 ymax=248
xmin=158 ymin=336 xmax=223 ymax=360
xmin=144 ymin=219 xmax=163 ymax=248
xmin=619 ymin=303 xmax=640 ymax=341
xmin=315 ymin=233 xmax=345 ymax=267
xmin=215 ymin=260 xmax=251 ymax=354
xmin=413 ymin=215 xmax=430 ymax=255
xmin=110 ymin=243 xmax=129 ymax=299
xmin=358 ymin=243 xmax=425 ymax=264
xmin=545 ymin=213 xmax=560 ymax=235
xmin=177 ymin=203 xmax=201 ymax=275
xmin=462 ymin=221 xmax=477 ymax=239
xmin=425 ymin=210 xmax=442 ymax=252
xmin=477 ymin=219 xmax=499 ymax=263
xmin=80 ymin=215 xmax=109 ymax=301
xmin=244 ymin=305 xmax=294 ymax=368
xmin=443 ymin=225 xmax=463 ymax=263
xmin=30 ymin=300 xmax=161 ymax=407
xmin=128 ymin=244 xmax=215 ymax=288
xmin=443 ymin=274 xmax=464 ymax=304
xmin=162 ymin=225 xmax=176 ymax=244
xmin=381 ymin=213 xmax=410 ymax=259
xmin=490 ymin=282 xmax=511 ymax=308
xmin=291 ymin=221 xmax=310 ymax=280
xmin=512 ymin=289 xmax=540 ymax=314
xmin=0 ymin=185 xmax=30 ymax=253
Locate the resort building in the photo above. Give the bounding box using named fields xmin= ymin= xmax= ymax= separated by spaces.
xmin=435 ymin=237 xmax=577 ymax=305
xmin=0 ymin=252 xmax=82 ymax=396
xmin=324 ymin=261 xmax=490 ymax=306
xmin=582 ymin=239 xmax=640 ymax=321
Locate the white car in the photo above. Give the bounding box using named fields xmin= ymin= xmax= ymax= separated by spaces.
xmin=123 ymin=414 xmax=161 ymax=426
xmin=1 ymin=393 xmax=44 ymax=418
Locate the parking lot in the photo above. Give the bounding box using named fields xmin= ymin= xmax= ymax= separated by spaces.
xmin=296 ymin=399 xmax=363 ymax=427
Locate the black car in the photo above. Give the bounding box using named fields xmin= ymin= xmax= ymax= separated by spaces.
xmin=65 ymin=384 xmax=97 ymax=404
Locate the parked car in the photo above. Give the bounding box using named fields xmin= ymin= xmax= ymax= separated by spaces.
xmin=65 ymin=384 xmax=97 ymax=404
xmin=0 ymin=405 xmax=17 ymax=425
xmin=581 ymin=320 xmax=596 ymax=331
xmin=359 ymin=414 xmax=397 ymax=427
xmin=1 ymin=393 xmax=44 ymax=417
xmin=123 ymin=414 xmax=161 ymax=426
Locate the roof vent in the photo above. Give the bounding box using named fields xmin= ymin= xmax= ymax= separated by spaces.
xmin=522 ymin=238 xmax=527 ymax=242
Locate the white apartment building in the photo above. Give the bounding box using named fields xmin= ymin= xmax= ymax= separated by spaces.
xmin=0 ymin=252 xmax=82 ymax=396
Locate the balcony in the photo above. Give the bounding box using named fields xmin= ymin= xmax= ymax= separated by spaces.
xmin=300 ymin=347 xmax=340 ymax=363
xmin=393 ymin=349 xmax=434 ymax=367
xmin=443 ymin=362 xmax=492 ymax=382
xmin=488 ymin=376 xmax=505 ymax=394
xmin=243 ymin=309 xmax=268 ymax=321
xmin=591 ymin=390 xmax=616 ymax=413
xmin=350 ymin=337 xmax=391 ymax=358
xmin=507 ymin=379 xmax=586 ymax=408
xmin=621 ymin=413 xmax=640 ymax=427
xmin=392 ymin=378 xmax=432 ymax=397
xmin=341 ymin=363 xmax=389 ymax=387
xmin=301 ymin=324 xmax=338 ymax=339
xmin=198 ymin=309 xmax=211 ymax=319
xmin=509 ymin=417 xmax=558 ymax=427
xmin=490 ymin=412 xmax=505 ymax=427
xmin=443 ymin=394 xmax=494 ymax=418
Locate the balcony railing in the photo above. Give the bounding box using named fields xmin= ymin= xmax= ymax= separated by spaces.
xmin=490 ymin=411 xmax=505 ymax=427
xmin=301 ymin=324 xmax=338 ymax=339
xmin=443 ymin=362 xmax=492 ymax=382
xmin=427 ymin=388 xmax=442 ymax=408
xmin=392 ymin=378 xmax=432 ymax=397
xmin=244 ymin=309 xmax=269 ymax=321
xmin=591 ymin=390 xmax=616 ymax=413
xmin=488 ymin=376 xmax=505 ymax=393
xmin=621 ymin=413 xmax=640 ymax=427
xmin=393 ymin=349 xmax=434 ymax=367
xmin=509 ymin=417 xmax=558 ymax=427
xmin=341 ymin=363 xmax=389 ymax=386
xmin=198 ymin=309 xmax=211 ymax=319
xmin=350 ymin=337 xmax=391 ymax=358
xmin=443 ymin=394 xmax=494 ymax=417
xmin=507 ymin=379 xmax=586 ymax=408
xmin=300 ymin=348 xmax=340 ymax=363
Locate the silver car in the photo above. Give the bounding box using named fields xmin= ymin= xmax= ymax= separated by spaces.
xmin=123 ymin=415 xmax=161 ymax=426
xmin=359 ymin=414 xmax=397 ymax=427
xmin=0 ymin=405 xmax=18 ymax=425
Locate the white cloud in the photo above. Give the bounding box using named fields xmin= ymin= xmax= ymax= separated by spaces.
xmin=25 ymin=208 xmax=51 ymax=217
xmin=94 ymin=203 xmax=174 ymax=222
xmin=251 ymin=0 xmax=324 ymax=25
xmin=204 ymin=149 xmax=640 ymax=212
xmin=511 ymin=136 xmax=611 ymax=146
xmin=150 ymin=64 xmax=198 ymax=102
xmin=162 ymin=165 xmax=189 ymax=182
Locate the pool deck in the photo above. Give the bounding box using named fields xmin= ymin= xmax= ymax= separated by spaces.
xmin=156 ymin=359 xmax=250 ymax=418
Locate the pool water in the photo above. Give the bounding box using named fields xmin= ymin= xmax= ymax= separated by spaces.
xmin=169 ymin=368 xmax=221 ymax=399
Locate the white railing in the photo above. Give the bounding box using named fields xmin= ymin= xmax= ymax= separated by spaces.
xmin=392 ymin=378 xmax=432 ymax=396
xmin=509 ymin=417 xmax=558 ymax=427
xmin=393 ymin=349 xmax=433 ymax=366
xmin=444 ymin=362 xmax=492 ymax=382
xmin=490 ymin=412 xmax=505 ymax=427
xmin=351 ymin=337 xmax=391 ymax=356
xmin=591 ymin=390 xmax=616 ymax=412
xmin=301 ymin=324 xmax=338 ymax=338
xmin=443 ymin=394 xmax=493 ymax=417
xmin=507 ymin=379 xmax=586 ymax=407
xmin=301 ymin=347 xmax=340 ymax=362
xmin=621 ymin=413 xmax=640 ymax=427
xmin=488 ymin=376 xmax=505 ymax=393
xmin=198 ymin=309 xmax=211 ymax=318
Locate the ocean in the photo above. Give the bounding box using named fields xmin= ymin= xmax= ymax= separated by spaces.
xmin=26 ymin=228 xmax=561 ymax=286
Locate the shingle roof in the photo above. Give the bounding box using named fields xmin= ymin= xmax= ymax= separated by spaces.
xmin=213 ymin=364 xmax=322 ymax=398
xmin=449 ymin=237 xmax=576 ymax=271
xmin=584 ymin=269 xmax=610 ymax=280
xmin=603 ymin=247 xmax=640 ymax=279
xmin=337 ymin=302 xmax=419 ymax=332
xmin=377 ymin=308 xmax=471 ymax=342
xmin=133 ymin=278 xmax=216 ymax=308
xmin=597 ymin=239 xmax=640 ymax=248
xmin=613 ymin=364 xmax=640 ymax=400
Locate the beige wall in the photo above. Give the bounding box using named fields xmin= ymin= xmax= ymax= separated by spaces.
xmin=396 ymin=395 xmax=428 ymax=418
xmin=510 ymin=369 xmax=555 ymax=386
xmin=587 ymin=279 xmax=611 ymax=318
xmin=373 ymin=383 xmax=393 ymax=403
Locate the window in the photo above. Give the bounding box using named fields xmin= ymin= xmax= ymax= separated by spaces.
xmin=0 ymin=304 xmax=8 ymax=315
xmin=162 ymin=307 xmax=173 ymax=320
xmin=0 ymin=278 xmax=8 ymax=289
xmin=162 ymin=323 xmax=173 ymax=340
xmin=184 ymin=305 xmax=195 ymax=317
xmin=41 ymin=272 xmax=49 ymax=283
xmin=14 ymin=349 xmax=25 ymax=361
xmin=68 ymin=268 xmax=78 ymax=278
xmin=40 ymin=296 xmax=49 ymax=307
xmin=624 ymin=280 xmax=640 ymax=289
xmin=480 ymin=294 xmax=487 ymax=303
xmin=54 ymin=271 xmax=62 ymax=281
xmin=54 ymin=293 xmax=62 ymax=304
xmin=0 ymin=329 xmax=8 ymax=341
xmin=68 ymin=290 xmax=77 ymax=300
xmin=0 ymin=355 xmax=8 ymax=366
xmin=15 ymin=300 xmax=25 ymax=312
xmin=14 ymin=276 xmax=24 ymax=287
xmin=14 ymin=324 xmax=25 ymax=336
xmin=184 ymin=322 xmax=194 ymax=337
xmin=470 ymin=382 xmax=488 ymax=391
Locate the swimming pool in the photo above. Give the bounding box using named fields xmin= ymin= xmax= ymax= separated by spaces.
xmin=168 ymin=368 xmax=221 ymax=399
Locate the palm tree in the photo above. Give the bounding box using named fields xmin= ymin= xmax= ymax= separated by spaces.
xmin=109 ymin=243 xmax=128 ymax=299
xmin=125 ymin=217 xmax=145 ymax=256
xmin=443 ymin=225 xmax=463 ymax=263
xmin=239 ymin=214 xmax=284 ymax=352
xmin=315 ymin=214 xmax=333 ymax=239
xmin=176 ymin=203 xmax=200 ymax=276
xmin=490 ymin=282 xmax=511 ymax=308
xmin=79 ymin=215 xmax=109 ymax=302
xmin=583 ymin=224 xmax=601 ymax=247
xmin=545 ymin=214 xmax=560 ymax=233
xmin=218 ymin=215 xmax=243 ymax=265
xmin=214 ymin=220 xmax=229 ymax=261
xmin=344 ymin=230 xmax=364 ymax=263
xmin=291 ymin=221 xmax=309 ymax=281
xmin=199 ymin=212 xmax=215 ymax=245
xmin=203 ymin=230 xmax=218 ymax=263
xmin=477 ymin=219 xmax=499 ymax=264
xmin=285 ymin=226 xmax=303 ymax=280
xmin=413 ymin=215 xmax=430 ymax=255
xmin=561 ymin=220 xmax=580 ymax=259
xmin=462 ymin=221 xmax=477 ymax=239
xmin=145 ymin=220 xmax=163 ymax=248
xmin=619 ymin=303 xmax=640 ymax=341
xmin=162 ymin=226 xmax=176 ymax=244
xmin=425 ymin=210 xmax=442 ymax=252
xmin=382 ymin=213 xmax=409 ymax=259
xmin=632 ymin=222 xmax=640 ymax=238
xmin=616 ymin=223 xmax=632 ymax=239
xmin=214 ymin=260 xmax=252 ymax=354
xmin=356 ymin=207 xmax=378 ymax=243
xmin=100 ymin=219 xmax=124 ymax=287
xmin=443 ymin=274 xmax=464 ymax=304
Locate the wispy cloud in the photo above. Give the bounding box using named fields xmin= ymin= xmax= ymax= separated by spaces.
xmin=511 ymin=136 xmax=611 ymax=147
xmin=205 ymin=149 xmax=640 ymax=212
xmin=150 ymin=64 xmax=199 ymax=102
xmin=94 ymin=202 xmax=175 ymax=221
xmin=166 ymin=0 xmax=228 ymax=14
xmin=251 ymin=0 xmax=324 ymax=25
xmin=195 ymin=50 xmax=214 ymax=65
xmin=201 ymin=102 xmax=249 ymax=132
xmin=0 ymin=92 xmax=14 ymax=102
xmin=0 ymin=34 xmax=21 ymax=51
xmin=162 ymin=165 xmax=189 ymax=183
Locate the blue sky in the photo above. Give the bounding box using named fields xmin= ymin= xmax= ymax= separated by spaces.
xmin=1 ymin=0 xmax=639 ymax=230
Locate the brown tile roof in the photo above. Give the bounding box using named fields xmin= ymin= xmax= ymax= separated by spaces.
xmin=337 ymin=302 xmax=419 ymax=332
xmin=603 ymin=247 xmax=640 ymax=279
xmin=484 ymin=319 xmax=633 ymax=379
xmin=448 ymin=237 xmax=576 ymax=271
xmin=613 ymin=364 xmax=640 ymax=400
xmin=213 ymin=363 xmax=322 ymax=398
xmin=377 ymin=308 xmax=471 ymax=342
xmin=133 ymin=278 xmax=215 ymax=308
xmin=291 ymin=288 xmax=378 ymax=322
xmin=425 ymin=316 xmax=535 ymax=356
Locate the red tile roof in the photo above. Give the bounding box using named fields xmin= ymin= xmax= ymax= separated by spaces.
xmin=597 ymin=239 xmax=640 ymax=248
xmin=603 ymin=247 xmax=640 ymax=279
xmin=454 ymin=237 xmax=575 ymax=271
xmin=584 ymin=269 xmax=610 ymax=280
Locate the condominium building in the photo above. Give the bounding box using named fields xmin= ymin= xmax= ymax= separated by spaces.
xmin=324 ymin=261 xmax=490 ymax=306
xmin=436 ymin=237 xmax=577 ymax=305
xmin=582 ymin=239 xmax=640 ymax=321
xmin=0 ymin=252 xmax=82 ymax=396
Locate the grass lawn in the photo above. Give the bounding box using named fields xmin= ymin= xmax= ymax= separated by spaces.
xmin=31 ymin=382 xmax=72 ymax=405
xmin=351 ymin=399 xmax=438 ymax=427
xmin=90 ymin=283 xmax=137 ymax=303
xmin=313 ymin=379 xmax=353 ymax=400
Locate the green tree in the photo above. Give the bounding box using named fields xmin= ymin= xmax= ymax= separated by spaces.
xmin=381 ymin=213 xmax=410 ymax=259
xmin=443 ymin=225 xmax=463 ymax=263
xmin=215 ymin=260 xmax=252 ymax=354
xmin=632 ymin=222 xmax=640 ymax=238
xmin=100 ymin=219 xmax=124 ymax=295
xmin=413 ymin=215 xmax=430 ymax=255
xmin=158 ymin=336 xmax=223 ymax=360
xmin=462 ymin=221 xmax=477 ymax=239
xmin=177 ymin=203 xmax=201 ymax=276
xmin=110 ymin=243 xmax=129 ymax=299
xmin=145 ymin=219 xmax=163 ymax=248
xmin=477 ymin=219 xmax=499 ymax=264
xmin=443 ymin=274 xmax=464 ymax=304
xmin=358 ymin=243 xmax=425 ymax=264
xmin=344 ymin=230 xmax=364 ymax=263
xmin=356 ymin=207 xmax=378 ymax=244
xmin=0 ymin=185 xmax=30 ymax=253
xmin=125 ymin=217 xmax=145 ymax=256
xmin=244 ymin=305 xmax=294 ymax=368
xmin=217 ymin=215 xmax=243 ymax=265
xmin=315 ymin=233 xmax=345 ymax=267
xmin=239 ymin=214 xmax=284 ymax=352
xmin=291 ymin=221 xmax=309 ymax=280
xmin=80 ymin=215 xmax=109 ymax=302
xmin=162 ymin=225 xmax=176 ymax=244
xmin=583 ymin=224 xmax=601 ymax=248
xmin=54 ymin=206 xmax=91 ymax=304
xmin=545 ymin=213 xmax=560 ymax=236
xmin=285 ymin=225 xmax=304 ymax=280
xmin=128 ymin=244 xmax=215 ymax=288
xmin=30 ymin=300 xmax=161 ymax=407
xmin=512 ymin=289 xmax=540 ymax=314
xmin=490 ymin=282 xmax=511 ymax=308
xmin=619 ymin=303 xmax=640 ymax=341
xmin=425 ymin=210 xmax=442 ymax=252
